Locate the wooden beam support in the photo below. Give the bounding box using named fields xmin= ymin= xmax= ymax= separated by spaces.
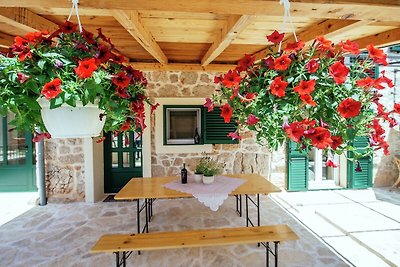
xmin=112 ymin=10 xmax=168 ymax=64
xmin=0 ymin=7 xmax=57 ymax=33
xmin=1 ymin=1 xmax=400 ymax=21
xmin=0 ymin=31 xmax=14 ymax=48
xmin=129 ymin=62 xmax=235 ymax=72
xmin=352 ymin=27 xmax=400 ymax=49
xmin=201 ymin=15 xmax=254 ymax=67
xmin=253 ymin=19 xmax=364 ymax=61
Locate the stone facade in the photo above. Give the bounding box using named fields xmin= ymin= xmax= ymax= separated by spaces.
xmin=44 ymin=138 xmax=85 ymax=202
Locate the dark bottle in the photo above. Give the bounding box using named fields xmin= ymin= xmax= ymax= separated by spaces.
xmin=194 ymin=128 xmax=200 ymax=144
xmin=181 ymin=163 xmax=188 ymax=184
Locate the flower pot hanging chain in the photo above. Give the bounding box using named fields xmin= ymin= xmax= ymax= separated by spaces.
xmin=278 ymin=0 xmax=298 ymax=52
xmin=68 ymin=0 xmax=83 ymax=32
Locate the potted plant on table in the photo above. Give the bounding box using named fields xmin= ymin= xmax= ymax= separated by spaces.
xmin=207 ymin=30 xmax=398 ymax=167
xmin=194 ymin=156 xmax=208 ymax=183
xmin=0 ymin=21 xmax=156 ymax=141
xmin=202 ymin=157 xmax=225 ymax=184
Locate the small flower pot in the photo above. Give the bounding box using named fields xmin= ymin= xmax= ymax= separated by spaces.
xmin=202 ymin=175 xmax=215 ymax=184
xmin=38 ymin=98 xmax=105 ymax=138
xmin=193 ymin=173 xmax=203 ymax=183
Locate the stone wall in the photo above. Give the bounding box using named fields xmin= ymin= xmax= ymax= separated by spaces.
xmin=146 ymin=71 xmax=273 ymax=179
xmin=44 ymin=138 xmax=85 ymax=202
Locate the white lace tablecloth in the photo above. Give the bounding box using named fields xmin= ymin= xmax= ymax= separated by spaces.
xmin=163 ymin=175 xmax=246 ymax=211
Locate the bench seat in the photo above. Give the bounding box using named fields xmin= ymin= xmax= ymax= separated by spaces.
xmin=92 ymin=224 xmax=299 ymax=267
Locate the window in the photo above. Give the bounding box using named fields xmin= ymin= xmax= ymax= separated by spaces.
xmin=163 ymin=105 xmax=238 ymax=145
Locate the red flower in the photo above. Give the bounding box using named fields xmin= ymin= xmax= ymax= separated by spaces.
xmin=285 ymin=122 xmax=305 ymax=143
xmin=96 ymin=136 xmax=106 ymax=143
xmin=112 ymin=72 xmax=131 ymax=89
xmin=228 ymin=131 xmax=242 ymax=140
xmin=326 ymin=159 xmax=338 ymax=168
xmin=59 ymin=21 xmax=77 ymax=33
xmin=266 ymin=30 xmax=284 ymax=44
xmin=96 ymin=44 xmax=112 ymax=64
xmin=204 ymin=98 xmax=214 ymax=112
xmin=25 ymin=31 xmax=46 ymax=44
xmin=269 ymin=76 xmax=288 ymax=97
xmin=316 ymin=36 xmax=332 ymax=51
xmin=236 ymin=54 xmax=255 ymax=72
xmin=262 ymin=57 xmax=275 ymax=69
xmin=339 ymin=40 xmax=360 ymax=55
xmin=41 ymin=78 xmax=62 ymax=100
xmin=285 ymin=41 xmax=305 ymax=52
xmin=293 ymin=79 xmax=316 ymax=95
xmin=329 ymin=61 xmax=349 ymax=85
xmin=222 ymin=70 xmax=241 ymax=89
xmin=220 ymin=103 xmax=233 ymax=123
xmin=300 ymin=94 xmax=316 ymax=106
xmin=366 ymin=44 xmax=388 ymax=66
xmin=120 ymin=120 xmax=131 ymax=131
xmin=337 ymin=98 xmax=362 ymax=118
xmin=17 ymin=73 xmax=30 ymax=83
xmin=394 ymin=103 xmax=400 ymax=113
xmin=74 ymin=58 xmax=98 ymax=79
xmin=214 ymin=75 xmax=222 ymax=84
xmin=274 ymin=55 xmax=291 ymax=71
xmin=376 ymin=70 xmax=394 ymax=88
xmin=151 ymin=103 xmax=160 ymax=114
xmin=81 ymin=28 xmax=95 ymax=45
xmin=13 ymin=36 xmax=29 ymax=46
xmin=331 ymin=136 xmax=343 ymax=150
xmin=32 ymin=132 xmax=51 ymax=142
xmin=307 ymin=127 xmax=333 ymax=149
xmin=241 ymin=92 xmax=257 ymax=102
xmin=355 ymin=161 xmax=362 ymax=172
xmin=115 ymin=87 xmax=131 ymax=99
xmin=306 ymin=59 xmax=319 ymax=73
xmin=247 ymin=114 xmax=259 ymax=126
xmin=356 ymin=77 xmax=375 ymax=89
xmin=111 ymin=53 xmax=126 ymax=64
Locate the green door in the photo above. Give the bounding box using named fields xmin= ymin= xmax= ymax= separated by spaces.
xmin=347 ymin=136 xmax=373 ymax=189
xmin=0 ymin=115 xmax=36 ymax=192
xmin=104 ymin=132 xmax=143 ymax=193
xmin=286 ymin=141 xmax=309 ymax=191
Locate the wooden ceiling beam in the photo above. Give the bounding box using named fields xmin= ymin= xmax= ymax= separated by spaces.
xmin=0 ymin=31 xmax=14 ymax=48
xmin=201 ymin=15 xmax=254 ymax=67
xmin=112 ymin=10 xmax=168 ymax=64
xmin=1 ymin=1 xmax=400 ymax=21
xmin=352 ymin=27 xmax=400 ymax=49
xmin=0 ymin=7 xmax=57 ymax=33
xmin=129 ymin=62 xmax=235 ymax=72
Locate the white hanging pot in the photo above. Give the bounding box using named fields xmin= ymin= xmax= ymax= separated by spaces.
xmin=37 ymin=98 xmax=106 ymax=138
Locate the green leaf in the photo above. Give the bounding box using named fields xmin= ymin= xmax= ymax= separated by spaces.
xmin=37 ymin=60 xmax=46 ymax=70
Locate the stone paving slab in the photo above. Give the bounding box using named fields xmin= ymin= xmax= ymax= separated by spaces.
xmin=0 ymin=192 xmax=37 ymax=226
xmin=351 ymin=230 xmax=400 ymax=266
xmin=276 ymin=191 xmax=352 ymax=207
xmin=362 ymin=201 xmax=400 ymax=223
xmin=323 ymin=236 xmax=391 ymax=267
xmin=315 ymin=203 xmax=400 ymax=233
xmin=335 ymin=189 xmax=381 ymax=203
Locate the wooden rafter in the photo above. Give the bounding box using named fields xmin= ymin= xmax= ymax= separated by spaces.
xmin=0 ymin=31 xmax=14 ymax=48
xmin=1 ymin=1 xmax=400 ymax=21
xmin=353 ymin=27 xmax=400 ymax=49
xmin=0 ymin=7 xmax=57 ymax=33
xmin=252 ymin=19 xmax=365 ymax=61
xmin=112 ymin=10 xmax=168 ymax=64
xmin=129 ymin=62 xmax=235 ymax=72
xmin=201 ymin=15 xmax=254 ymax=66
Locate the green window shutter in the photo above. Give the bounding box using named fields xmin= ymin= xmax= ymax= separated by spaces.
xmin=347 ymin=136 xmax=373 ymax=189
xmin=286 ymin=141 xmax=308 ymax=191
xmin=389 ymin=45 xmax=400 ymax=53
xmin=203 ymin=107 xmax=238 ymax=144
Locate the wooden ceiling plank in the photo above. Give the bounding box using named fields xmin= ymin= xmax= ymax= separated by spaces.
xmin=201 ymin=15 xmax=254 ymax=66
xmin=0 ymin=7 xmax=57 ymax=33
xmin=129 ymin=62 xmax=235 ymax=72
xmin=252 ymin=19 xmax=364 ymax=60
xmin=0 ymin=31 xmax=14 ymax=47
xmin=112 ymin=10 xmax=167 ymax=64
xmin=352 ymin=27 xmax=400 ymax=49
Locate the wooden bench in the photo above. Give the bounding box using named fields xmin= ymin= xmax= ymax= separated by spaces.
xmin=91 ymin=224 xmax=299 ymax=267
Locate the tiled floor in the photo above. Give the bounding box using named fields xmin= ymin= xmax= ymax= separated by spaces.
xmin=0 ymin=196 xmax=347 ymax=267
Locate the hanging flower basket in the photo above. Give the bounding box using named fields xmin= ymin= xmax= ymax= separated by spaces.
xmin=37 ymin=98 xmax=105 ymax=138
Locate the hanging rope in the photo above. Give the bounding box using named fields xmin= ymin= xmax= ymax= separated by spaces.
xmin=67 ymin=0 xmax=83 ymax=32
xmin=278 ymin=0 xmax=298 ymax=52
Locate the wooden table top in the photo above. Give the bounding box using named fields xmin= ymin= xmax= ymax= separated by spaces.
xmin=114 ymin=173 xmax=281 ymax=200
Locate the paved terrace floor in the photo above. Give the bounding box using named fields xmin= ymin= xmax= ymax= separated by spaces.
xmin=0 ymin=195 xmax=348 ymax=267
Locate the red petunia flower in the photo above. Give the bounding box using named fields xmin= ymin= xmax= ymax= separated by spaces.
xmin=59 ymin=21 xmax=77 ymax=33
xmin=337 ymin=98 xmax=362 ymax=118
xmin=307 ymin=127 xmax=333 ymax=150
xmin=300 ymin=94 xmax=316 ymax=106
xmin=115 ymin=87 xmax=131 ymax=99
xmin=274 ymin=55 xmax=291 ymax=71
xmin=81 ymin=28 xmax=95 ymax=45
xmin=306 ymin=59 xmax=319 ymax=73
xmin=339 ymin=40 xmax=360 ymax=55
xmin=331 ymin=136 xmax=343 ymax=150
xmin=329 ymin=61 xmax=349 ymax=85
xmin=96 ymin=44 xmax=112 ymax=64
xmin=262 ymin=57 xmax=275 ymax=69
xmin=366 ymin=44 xmax=388 ymax=66
xmin=222 ymin=70 xmax=241 ymax=89
xmin=220 ymin=103 xmax=233 ymax=123
xmin=214 ymin=75 xmax=222 ymax=84
xmin=393 ymin=103 xmax=400 ymax=114
xmin=285 ymin=41 xmax=305 ymax=52
xmin=228 ymin=131 xmax=242 ymax=140
xmin=266 ymin=30 xmax=284 ymax=44
xmin=41 ymin=78 xmax=62 ymax=100
xmin=375 ymin=70 xmax=394 ymax=88
xmin=236 ymin=54 xmax=255 ymax=72
xmin=285 ymin=122 xmax=305 ymax=143
xmin=74 ymin=58 xmax=98 ymax=79
xmin=151 ymin=103 xmax=160 ymax=114
xmin=32 ymin=132 xmax=51 ymax=143
xmin=17 ymin=73 xmax=30 ymax=83
xmin=355 ymin=161 xmax=362 ymax=172
xmin=293 ymin=79 xmax=316 ymax=95
xmin=316 ymin=36 xmax=332 ymax=51
xmin=247 ymin=114 xmax=259 ymax=126
xmin=112 ymin=72 xmax=131 ymax=89
xmin=241 ymin=92 xmax=257 ymax=103
xmin=120 ymin=120 xmax=131 ymax=131
xmin=326 ymin=159 xmax=338 ymax=168
xmin=204 ymin=98 xmax=214 ymax=112
xmin=269 ymin=76 xmax=288 ymax=97
xmin=356 ymin=77 xmax=375 ymax=89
